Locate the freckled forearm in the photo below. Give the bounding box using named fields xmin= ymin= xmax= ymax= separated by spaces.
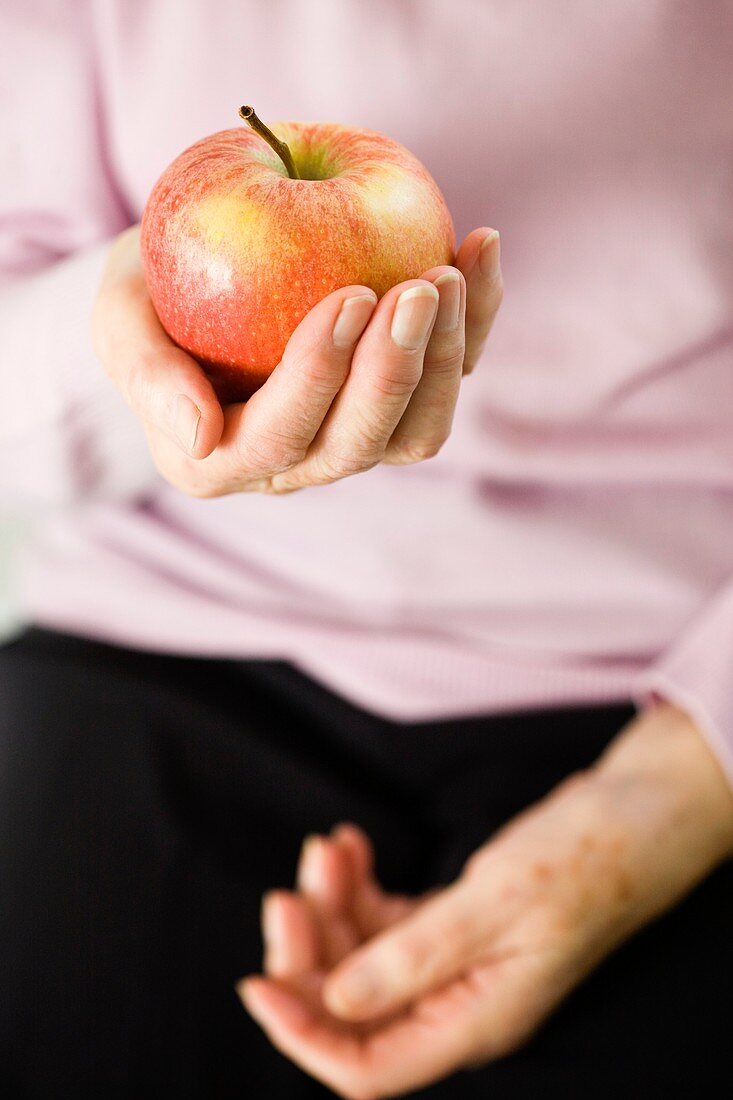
xmin=583 ymin=702 xmax=733 ymax=933
xmin=458 ymin=702 xmax=733 ymax=984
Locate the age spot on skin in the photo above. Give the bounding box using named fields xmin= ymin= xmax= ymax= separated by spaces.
xmin=613 ymin=868 xmax=634 ymax=904
xmin=532 ymin=862 xmax=553 ymax=884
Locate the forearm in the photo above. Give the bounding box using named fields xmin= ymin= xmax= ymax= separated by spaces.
xmin=463 ymin=700 xmax=733 ymax=969
xmin=584 ymin=702 xmax=733 ymax=938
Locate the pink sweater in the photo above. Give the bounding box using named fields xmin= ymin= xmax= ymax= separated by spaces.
xmin=3 ymin=2 xmax=733 ymax=782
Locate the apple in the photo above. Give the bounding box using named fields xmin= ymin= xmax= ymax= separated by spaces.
xmin=140 ymin=106 xmax=455 ymax=402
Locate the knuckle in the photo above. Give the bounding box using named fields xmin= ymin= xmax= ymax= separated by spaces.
xmin=253 ymin=474 xmax=303 ymax=496
xmin=424 ymin=345 xmax=465 ymax=375
xmin=310 ymin=454 xmax=345 ymax=484
xmin=296 ymin=348 xmax=346 ymax=394
xmin=370 ymin=364 xmax=423 ymax=400
xmin=312 ymin=451 xmax=365 ymax=483
xmin=389 ymin=436 xmax=447 ymax=464
xmin=352 ymin=416 xmax=392 ymax=456
xmin=235 ymin=428 xmax=307 ymax=475
xmin=337 ymin=446 xmax=383 ymax=477
xmin=120 ymin=357 xmax=144 ymax=408
xmin=124 ymin=354 xmax=158 ymax=416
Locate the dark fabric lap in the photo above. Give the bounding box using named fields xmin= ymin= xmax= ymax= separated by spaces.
xmin=0 ymin=627 xmax=729 ymax=1098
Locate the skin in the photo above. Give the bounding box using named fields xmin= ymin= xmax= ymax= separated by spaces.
xmin=92 ymin=222 xmax=501 ymax=495
xmin=93 ymin=221 xmax=733 ymax=1096
xmin=238 ymin=703 xmax=733 ymax=1099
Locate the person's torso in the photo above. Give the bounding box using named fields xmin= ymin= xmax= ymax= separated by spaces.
xmin=81 ymin=0 xmax=733 ymax=661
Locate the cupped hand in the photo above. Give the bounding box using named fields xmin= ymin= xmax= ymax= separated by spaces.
xmin=238 ymin=705 xmax=733 ymax=1099
xmin=92 ymin=224 xmax=502 ymax=498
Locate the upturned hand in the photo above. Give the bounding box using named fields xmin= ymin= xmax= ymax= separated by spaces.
xmin=92 ymin=224 xmax=502 ymax=497
xmin=238 ymin=704 xmax=733 ymax=1099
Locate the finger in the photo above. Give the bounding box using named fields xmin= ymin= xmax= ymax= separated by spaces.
xmin=351 ymin=881 xmax=419 ymax=945
xmin=297 ymin=835 xmax=362 ymax=967
xmin=297 ymin=834 xmax=353 ymax=916
xmin=385 ymin=265 xmax=466 ymax=464
xmin=349 ymin=956 xmax=553 ymax=1095
xmin=262 ymin=890 xmax=320 ymax=979
xmin=175 ymin=285 xmax=377 ymax=495
xmin=96 ymin=272 xmax=225 ymax=459
xmin=454 ymin=227 xmax=503 ymax=374
xmin=331 ymin=823 xmax=418 ymax=939
xmin=241 ymin=954 xmax=560 ymax=1098
xmin=266 ymin=280 xmax=439 ymax=493
xmin=323 ymin=880 xmax=489 ymax=1022
xmin=330 ymin=822 xmax=375 ymax=884
xmin=239 ymin=977 xmax=371 ymax=1098
xmin=238 ymin=971 xmax=484 ymax=1100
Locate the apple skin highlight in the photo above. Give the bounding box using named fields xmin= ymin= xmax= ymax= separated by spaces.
xmin=140 ymin=121 xmax=455 ymax=402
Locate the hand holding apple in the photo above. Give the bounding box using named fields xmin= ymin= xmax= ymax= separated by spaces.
xmin=92 ymin=218 xmax=501 ymax=497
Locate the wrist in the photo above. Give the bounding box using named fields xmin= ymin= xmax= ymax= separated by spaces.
xmin=466 ymin=705 xmax=733 ymax=960
xmin=563 ymin=703 xmax=733 ymax=940
xmin=594 ymin=702 xmax=733 ymax=864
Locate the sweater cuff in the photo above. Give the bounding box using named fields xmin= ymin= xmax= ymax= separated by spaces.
xmin=635 ymin=580 xmax=733 ymax=790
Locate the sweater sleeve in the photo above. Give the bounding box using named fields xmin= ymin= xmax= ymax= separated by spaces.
xmin=635 ymin=579 xmax=733 ymax=790
xmin=0 ymin=4 xmax=157 ymax=510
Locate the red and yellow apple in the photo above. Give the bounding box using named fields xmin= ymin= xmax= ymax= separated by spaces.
xmin=140 ymin=107 xmax=455 ymax=402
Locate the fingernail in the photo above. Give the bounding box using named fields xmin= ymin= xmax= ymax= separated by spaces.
xmin=391 ymin=285 xmax=439 ymax=350
xmin=299 ymin=832 xmax=321 ymax=861
xmin=479 ymin=230 xmax=501 ymax=280
xmin=171 ymin=394 xmax=201 ymax=454
xmin=432 ymin=271 xmax=461 ymax=332
xmin=299 ymin=835 xmax=324 ymax=894
xmin=332 ymin=293 xmax=377 ymax=347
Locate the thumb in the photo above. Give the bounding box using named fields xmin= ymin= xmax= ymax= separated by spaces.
xmin=322 ymin=879 xmax=488 ymax=1021
xmin=93 ymin=251 xmax=224 ymax=459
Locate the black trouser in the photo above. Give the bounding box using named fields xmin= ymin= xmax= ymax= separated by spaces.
xmin=0 ymin=627 xmax=730 ymax=1098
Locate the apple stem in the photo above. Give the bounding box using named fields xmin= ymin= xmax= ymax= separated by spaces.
xmin=238 ymin=106 xmax=301 ymax=180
